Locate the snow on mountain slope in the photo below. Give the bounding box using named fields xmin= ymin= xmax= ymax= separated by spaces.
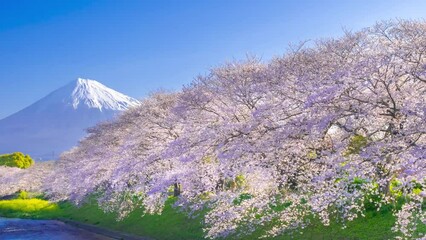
xmin=0 ymin=78 xmax=140 ymax=160
xmin=68 ymin=78 xmax=140 ymax=111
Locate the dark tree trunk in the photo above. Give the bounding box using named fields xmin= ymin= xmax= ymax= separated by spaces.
xmin=215 ymin=178 xmax=224 ymax=192
xmin=173 ymin=182 xmax=181 ymax=197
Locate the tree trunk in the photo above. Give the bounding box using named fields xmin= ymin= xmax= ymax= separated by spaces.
xmin=173 ymin=182 xmax=181 ymax=197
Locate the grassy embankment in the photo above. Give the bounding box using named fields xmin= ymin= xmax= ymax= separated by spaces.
xmin=0 ymin=196 xmax=424 ymax=240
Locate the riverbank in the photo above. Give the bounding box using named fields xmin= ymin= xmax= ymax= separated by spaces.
xmin=0 ymin=198 xmax=425 ymax=239
xmin=0 ymin=198 xmax=204 ymax=239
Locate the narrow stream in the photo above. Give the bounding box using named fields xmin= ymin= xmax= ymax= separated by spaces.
xmin=0 ymin=217 xmax=113 ymax=240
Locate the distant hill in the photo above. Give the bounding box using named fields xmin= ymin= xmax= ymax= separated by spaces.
xmin=0 ymin=78 xmax=140 ymax=160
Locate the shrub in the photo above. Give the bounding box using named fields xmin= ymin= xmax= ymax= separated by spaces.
xmin=17 ymin=190 xmax=29 ymax=199
xmin=0 ymin=198 xmax=58 ymax=213
xmin=0 ymin=152 xmax=34 ymax=169
xmin=345 ymin=134 xmax=368 ymax=156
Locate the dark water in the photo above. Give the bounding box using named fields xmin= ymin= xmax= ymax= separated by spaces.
xmin=0 ymin=218 xmax=113 ymax=240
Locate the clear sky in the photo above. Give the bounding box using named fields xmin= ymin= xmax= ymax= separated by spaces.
xmin=1 ymin=0 xmax=426 ymax=119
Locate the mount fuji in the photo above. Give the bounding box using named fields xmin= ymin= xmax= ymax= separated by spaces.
xmin=0 ymin=78 xmax=140 ymax=160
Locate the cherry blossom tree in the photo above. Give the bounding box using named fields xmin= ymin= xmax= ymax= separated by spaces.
xmin=45 ymin=20 xmax=425 ymax=239
xmin=0 ymin=162 xmax=54 ymax=196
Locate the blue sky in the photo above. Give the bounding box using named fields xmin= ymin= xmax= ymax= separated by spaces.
xmin=1 ymin=0 xmax=426 ymax=119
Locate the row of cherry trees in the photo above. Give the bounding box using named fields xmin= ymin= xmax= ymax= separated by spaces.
xmin=46 ymin=20 xmax=425 ymax=239
xmin=0 ymin=162 xmax=53 ymax=196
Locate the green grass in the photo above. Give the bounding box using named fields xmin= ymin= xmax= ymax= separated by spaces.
xmin=58 ymin=199 xmax=205 ymax=240
xmin=267 ymin=210 xmax=399 ymax=240
xmin=0 ymin=198 xmax=204 ymax=240
xmin=234 ymin=207 xmax=425 ymax=240
xmin=0 ymin=197 xmax=424 ymax=240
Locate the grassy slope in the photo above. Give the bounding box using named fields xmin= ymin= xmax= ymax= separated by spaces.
xmin=0 ymin=198 xmax=424 ymax=240
xmin=0 ymin=198 xmax=204 ymax=240
xmin=265 ymin=210 xmax=398 ymax=240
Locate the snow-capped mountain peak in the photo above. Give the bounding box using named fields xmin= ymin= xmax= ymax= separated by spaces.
xmin=68 ymin=78 xmax=140 ymax=111
xmin=0 ymin=78 xmax=140 ymax=160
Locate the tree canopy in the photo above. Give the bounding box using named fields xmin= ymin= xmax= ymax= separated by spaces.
xmin=0 ymin=152 xmax=34 ymax=169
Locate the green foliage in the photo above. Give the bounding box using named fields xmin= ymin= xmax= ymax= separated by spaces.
xmin=0 ymin=152 xmax=34 ymax=169
xmin=233 ymin=193 xmax=252 ymax=205
xmin=225 ymin=174 xmax=248 ymax=191
xmin=307 ymin=150 xmax=318 ymax=159
xmin=346 ymin=177 xmax=368 ymax=192
xmin=389 ymin=179 xmax=424 ymax=196
xmin=202 ymin=155 xmax=217 ymax=164
xmin=389 ymin=178 xmax=403 ymax=197
xmin=413 ymin=181 xmax=423 ymax=195
xmin=235 ymin=174 xmax=247 ymax=188
xmin=352 ymin=177 xmax=367 ymax=185
xmin=17 ymin=190 xmax=29 ymax=199
xmin=345 ymin=134 xmax=368 ymax=156
xmin=0 ymin=199 xmax=58 ymax=215
xmin=199 ymin=191 xmax=212 ymax=201
xmin=269 ymin=200 xmax=292 ymax=212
